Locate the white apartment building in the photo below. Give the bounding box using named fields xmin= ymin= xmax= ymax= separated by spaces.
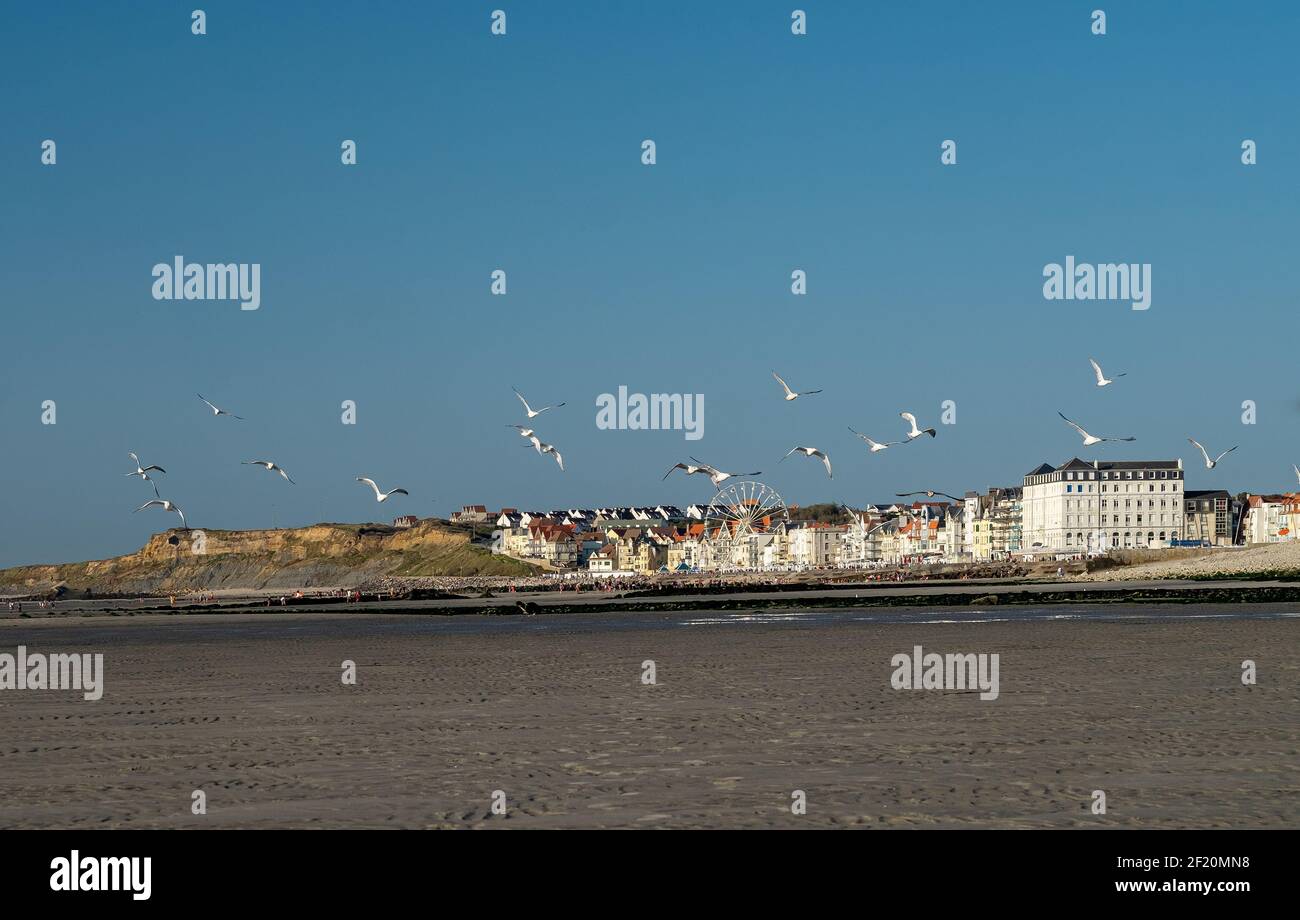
xmin=1021 ymin=458 xmax=1185 ymax=553
xmin=787 ymin=524 xmax=842 ymax=567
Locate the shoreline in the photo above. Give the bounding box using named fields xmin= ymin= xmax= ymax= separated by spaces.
xmin=4 ymin=576 xmax=1300 ymax=621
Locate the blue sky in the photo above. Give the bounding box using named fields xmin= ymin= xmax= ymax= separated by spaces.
xmin=1 ymin=1 xmax=1297 ymax=567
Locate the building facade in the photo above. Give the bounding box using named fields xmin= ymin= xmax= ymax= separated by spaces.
xmin=1022 ymin=458 xmax=1184 ymax=553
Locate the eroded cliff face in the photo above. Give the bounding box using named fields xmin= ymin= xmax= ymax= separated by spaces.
xmin=0 ymin=520 xmax=536 ymax=596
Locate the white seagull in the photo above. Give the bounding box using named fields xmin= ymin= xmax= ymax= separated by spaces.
xmin=135 ymin=499 xmax=187 ymax=530
xmin=772 ymin=371 xmax=822 ymax=401
xmin=848 ymin=427 xmax=904 ymax=452
xmin=507 ymin=425 xmax=536 ymax=439
xmin=536 ymin=442 xmax=564 ymax=471
xmin=514 ymin=387 xmax=565 ymax=419
xmin=243 ymin=459 xmax=295 ymax=484
xmin=357 ymin=477 xmax=409 ymax=502
xmin=1188 ymin=438 xmax=1237 ymax=470
xmin=1059 ymin=412 xmax=1136 ymax=446
xmin=1089 ymin=357 xmax=1126 ymax=387
xmin=197 ymin=393 xmax=243 ymax=419
xmin=781 ymin=446 xmax=833 ymax=479
xmin=900 ymin=411 xmax=937 ymax=441
xmin=665 ymin=458 xmax=762 ymax=489
xmin=897 ymin=490 xmax=964 ymax=502
xmin=124 ymin=452 xmax=165 ymax=480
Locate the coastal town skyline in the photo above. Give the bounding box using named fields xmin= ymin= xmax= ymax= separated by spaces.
xmin=3 ymin=3 xmax=1296 ymax=570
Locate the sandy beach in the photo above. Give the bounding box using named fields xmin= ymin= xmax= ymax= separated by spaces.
xmin=0 ymin=606 xmax=1295 ymax=829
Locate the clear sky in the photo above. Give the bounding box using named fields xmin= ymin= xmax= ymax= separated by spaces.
xmin=2 ymin=2 xmax=1297 ymax=568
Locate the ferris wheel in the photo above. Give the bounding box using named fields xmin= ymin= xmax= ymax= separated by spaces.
xmin=703 ymin=481 xmax=789 ymax=567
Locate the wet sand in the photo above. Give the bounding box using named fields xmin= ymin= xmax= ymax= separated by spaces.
xmin=0 ymin=608 xmax=1295 ymax=828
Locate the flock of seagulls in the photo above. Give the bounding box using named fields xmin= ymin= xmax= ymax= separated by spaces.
xmin=657 ymin=370 xmax=943 ymax=492
xmin=124 ymin=354 xmax=1286 ymax=539
xmin=1064 ymin=359 xmax=1248 ymax=476
xmin=126 ymin=392 xmax=419 ymax=532
xmin=509 ymin=390 xmax=567 ymax=472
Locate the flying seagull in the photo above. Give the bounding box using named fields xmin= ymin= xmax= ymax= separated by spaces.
xmin=357 ymin=477 xmax=409 ymax=502
xmin=896 ymin=490 xmax=964 ymax=502
xmin=243 ymin=459 xmax=295 ymax=484
xmin=124 ymin=452 xmax=165 ymax=485
xmin=665 ymin=458 xmax=761 ymax=489
xmin=514 ymin=387 xmax=565 ymax=419
xmin=534 ymin=442 xmax=564 ymax=471
xmin=1188 ymin=438 xmax=1237 ymax=470
xmin=135 ymin=498 xmax=187 ymax=530
xmin=848 ymin=427 xmax=904 ymax=452
xmin=1089 ymin=357 xmax=1126 ymax=387
xmin=781 ymin=446 xmax=833 ymax=479
xmin=1058 ymin=412 xmax=1136 ymax=446
xmin=507 ymin=425 xmax=536 ymax=439
xmin=900 ymin=411 xmax=937 ymax=441
xmin=197 ymin=394 xmax=243 ymax=419
xmin=772 ymin=371 xmax=822 ymax=401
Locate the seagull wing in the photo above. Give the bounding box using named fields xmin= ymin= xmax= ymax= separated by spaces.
xmin=141 ymin=465 xmax=165 ymax=473
xmin=816 ymin=450 xmax=832 ymax=478
xmin=390 ymin=488 xmax=409 ymax=496
xmin=1089 ymin=357 xmax=1105 ymax=385
xmin=800 ymin=389 xmax=823 ymax=396
xmin=779 ymin=447 xmax=800 ymax=462
xmin=772 ymin=371 xmax=795 ymax=397
xmin=663 ymin=463 xmax=688 ymax=480
xmin=1213 ymin=446 xmax=1238 ymax=463
xmin=357 ymin=477 xmax=382 ymax=500
xmin=513 ymin=388 xmax=533 ymax=415
xmin=197 ymin=394 xmax=220 ymax=413
xmin=279 ymin=467 xmax=295 ymax=484
xmin=128 ymin=451 xmax=140 ymax=466
xmin=552 ymin=451 xmax=564 ymax=471
xmin=1294 ymin=464 xmax=1299 ymax=483
xmin=135 ymin=500 xmax=165 ymax=513
xmin=900 ymin=411 xmax=918 ymax=427
xmin=1188 ymin=439 xmax=1210 ymax=465
xmin=1059 ymin=412 xmax=1090 ymax=439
